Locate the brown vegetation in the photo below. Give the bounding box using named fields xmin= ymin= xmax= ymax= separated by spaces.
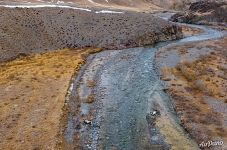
xmin=86 ymin=94 xmax=96 ymax=103
xmin=157 ymin=38 xmax=227 ymax=148
xmin=0 ymin=48 xmax=101 ymax=149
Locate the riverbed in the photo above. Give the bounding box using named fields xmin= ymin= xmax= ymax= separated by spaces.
xmin=65 ymin=18 xmax=225 ymax=150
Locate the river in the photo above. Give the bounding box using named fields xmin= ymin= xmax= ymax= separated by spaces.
xmin=65 ymin=16 xmax=225 ymax=150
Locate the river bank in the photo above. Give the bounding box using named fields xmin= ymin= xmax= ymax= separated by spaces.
xmin=63 ymin=19 xmax=227 ymax=149
xmin=0 ymin=5 xmax=185 ymax=149
xmin=155 ymin=25 xmax=227 ymax=149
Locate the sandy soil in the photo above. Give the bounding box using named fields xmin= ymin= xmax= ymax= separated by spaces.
xmin=0 ymin=48 xmax=101 ymax=149
xmin=156 ymin=37 xmax=227 ymax=149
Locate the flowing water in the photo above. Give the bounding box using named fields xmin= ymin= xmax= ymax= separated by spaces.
xmin=65 ymin=21 xmax=225 ymax=150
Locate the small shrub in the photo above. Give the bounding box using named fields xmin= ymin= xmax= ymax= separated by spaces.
xmin=193 ymin=80 xmax=206 ymax=92
xmin=86 ymin=94 xmax=95 ymax=103
xmin=177 ymin=62 xmax=196 ymax=81
xmin=87 ymin=80 xmax=96 ymax=88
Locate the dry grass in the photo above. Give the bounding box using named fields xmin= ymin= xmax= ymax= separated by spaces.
xmin=86 ymin=94 xmax=95 ymax=103
xmin=175 ymin=56 xmax=221 ymax=97
xmin=87 ymin=80 xmax=96 ymax=88
xmin=0 ymin=47 xmax=102 ymax=149
xmin=158 ymin=38 xmax=227 ymax=146
xmin=168 ymin=54 xmax=227 ymax=143
xmin=178 ymin=48 xmax=188 ymax=55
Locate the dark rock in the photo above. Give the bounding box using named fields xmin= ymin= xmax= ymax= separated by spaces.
xmin=170 ymin=1 xmax=227 ymax=25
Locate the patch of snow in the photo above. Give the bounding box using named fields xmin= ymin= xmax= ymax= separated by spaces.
xmin=0 ymin=5 xmax=125 ymax=14
xmin=66 ymin=2 xmax=74 ymax=4
xmin=87 ymin=0 xmax=95 ymax=4
xmin=0 ymin=4 xmax=92 ymax=12
xmin=56 ymin=1 xmax=65 ymax=4
xmin=95 ymin=10 xmax=124 ymax=14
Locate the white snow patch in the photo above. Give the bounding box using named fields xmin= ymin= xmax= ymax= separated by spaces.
xmin=66 ymin=2 xmax=74 ymax=4
xmin=0 ymin=5 xmax=125 ymax=14
xmin=87 ymin=0 xmax=95 ymax=4
xmin=95 ymin=10 xmax=124 ymax=14
xmin=56 ymin=1 xmax=65 ymax=4
xmin=0 ymin=4 xmax=92 ymax=12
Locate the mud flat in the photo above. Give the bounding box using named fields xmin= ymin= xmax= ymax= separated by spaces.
xmin=0 ymin=6 xmax=182 ymax=62
xmin=156 ymin=26 xmax=227 ymax=149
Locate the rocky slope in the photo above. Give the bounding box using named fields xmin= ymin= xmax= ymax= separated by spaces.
xmin=170 ymin=1 xmax=227 ymax=26
xmin=148 ymin=0 xmax=194 ymax=10
xmin=0 ymin=7 xmax=182 ymax=62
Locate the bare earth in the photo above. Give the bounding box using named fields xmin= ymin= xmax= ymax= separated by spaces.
xmin=0 ymin=48 xmax=101 ymax=149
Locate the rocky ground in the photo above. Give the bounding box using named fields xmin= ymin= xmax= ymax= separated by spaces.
xmin=0 ymin=48 xmax=102 ymax=149
xmin=0 ymin=6 xmax=182 ymax=63
xmin=170 ymin=1 xmax=227 ymax=28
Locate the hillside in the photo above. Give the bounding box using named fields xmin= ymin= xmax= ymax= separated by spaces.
xmin=170 ymin=1 xmax=227 ymax=26
xmin=0 ymin=7 xmax=182 ymax=62
xmin=0 ymin=0 xmax=162 ymax=12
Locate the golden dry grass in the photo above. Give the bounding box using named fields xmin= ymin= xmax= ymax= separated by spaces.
xmin=160 ymin=39 xmax=227 ymax=145
xmin=174 ymin=55 xmax=224 ymax=98
xmin=87 ymin=80 xmax=96 ymax=88
xmin=0 ymin=48 xmax=102 ymax=149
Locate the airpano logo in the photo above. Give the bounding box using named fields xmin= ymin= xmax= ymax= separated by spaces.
xmin=199 ymin=140 xmax=224 ymax=148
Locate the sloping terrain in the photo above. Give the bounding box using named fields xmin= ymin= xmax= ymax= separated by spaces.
xmin=148 ymin=0 xmax=194 ymax=10
xmin=0 ymin=7 xmax=182 ymax=62
xmin=0 ymin=0 xmax=162 ymax=11
xmin=149 ymin=0 xmax=227 ymax=10
xmin=170 ymin=1 xmax=227 ymax=26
